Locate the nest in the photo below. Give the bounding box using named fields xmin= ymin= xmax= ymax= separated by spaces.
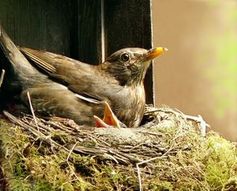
xmin=0 ymin=105 xmax=237 ymax=191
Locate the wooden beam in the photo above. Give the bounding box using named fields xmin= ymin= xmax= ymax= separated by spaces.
xmin=104 ymin=0 xmax=153 ymax=103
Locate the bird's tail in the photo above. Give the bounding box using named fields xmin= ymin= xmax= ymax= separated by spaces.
xmin=0 ymin=25 xmax=39 ymax=77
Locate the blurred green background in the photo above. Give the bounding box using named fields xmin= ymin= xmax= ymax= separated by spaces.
xmin=153 ymin=0 xmax=237 ymax=140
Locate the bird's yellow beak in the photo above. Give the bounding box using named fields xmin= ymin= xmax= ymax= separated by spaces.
xmin=145 ymin=47 xmax=168 ymax=61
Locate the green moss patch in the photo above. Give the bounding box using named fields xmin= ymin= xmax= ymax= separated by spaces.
xmin=0 ymin=107 xmax=236 ymax=190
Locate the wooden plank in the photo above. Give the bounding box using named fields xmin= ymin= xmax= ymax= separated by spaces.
xmin=75 ymin=0 xmax=102 ymax=64
xmin=0 ymin=0 xmax=101 ymax=64
xmin=104 ymin=0 xmax=153 ymax=103
xmin=0 ymin=0 xmax=73 ymax=54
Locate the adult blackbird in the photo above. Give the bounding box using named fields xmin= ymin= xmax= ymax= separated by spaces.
xmin=0 ymin=25 xmax=121 ymax=127
xmin=21 ymin=45 xmax=167 ymax=128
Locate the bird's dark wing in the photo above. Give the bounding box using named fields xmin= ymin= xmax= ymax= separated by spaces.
xmin=20 ymin=47 xmax=57 ymax=74
xmin=20 ymin=47 xmax=95 ymax=80
xmin=20 ymin=47 xmax=121 ymax=102
xmin=20 ymin=84 xmax=104 ymax=125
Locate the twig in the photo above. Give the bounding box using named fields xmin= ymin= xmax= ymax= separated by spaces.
xmin=65 ymin=142 xmax=81 ymax=182
xmin=174 ymin=108 xmax=209 ymax=136
xmin=136 ymin=151 xmax=171 ymax=191
xmin=46 ymin=121 xmax=76 ymax=134
xmin=145 ymin=106 xmax=209 ymax=137
xmin=3 ymin=110 xmax=70 ymax=153
xmin=67 ymin=142 xmax=78 ymax=162
xmin=183 ymin=114 xmax=209 ymax=136
xmin=26 ymin=91 xmax=39 ymax=131
xmin=0 ymin=69 xmax=5 ymax=88
xmin=136 ymin=136 xmax=178 ymax=191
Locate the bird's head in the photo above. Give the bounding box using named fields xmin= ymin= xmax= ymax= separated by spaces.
xmin=100 ymin=47 xmax=167 ymax=86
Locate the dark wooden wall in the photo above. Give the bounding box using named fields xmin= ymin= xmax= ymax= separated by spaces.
xmin=104 ymin=0 xmax=153 ymax=103
xmin=0 ymin=0 xmax=153 ymax=103
xmin=0 ymin=0 xmax=101 ymax=64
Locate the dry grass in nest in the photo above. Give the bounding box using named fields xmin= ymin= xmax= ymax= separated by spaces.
xmin=0 ymin=105 xmax=236 ymax=191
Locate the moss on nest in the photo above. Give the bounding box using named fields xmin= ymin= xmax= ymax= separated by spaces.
xmin=0 ymin=107 xmax=236 ymax=191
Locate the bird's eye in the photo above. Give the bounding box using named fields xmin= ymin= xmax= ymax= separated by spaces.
xmin=120 ymin=53 xmax=130 ymax=62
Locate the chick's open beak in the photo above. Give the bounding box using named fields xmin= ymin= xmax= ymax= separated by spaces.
xmin=145 ymin=47 xmax=168 ymax=61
